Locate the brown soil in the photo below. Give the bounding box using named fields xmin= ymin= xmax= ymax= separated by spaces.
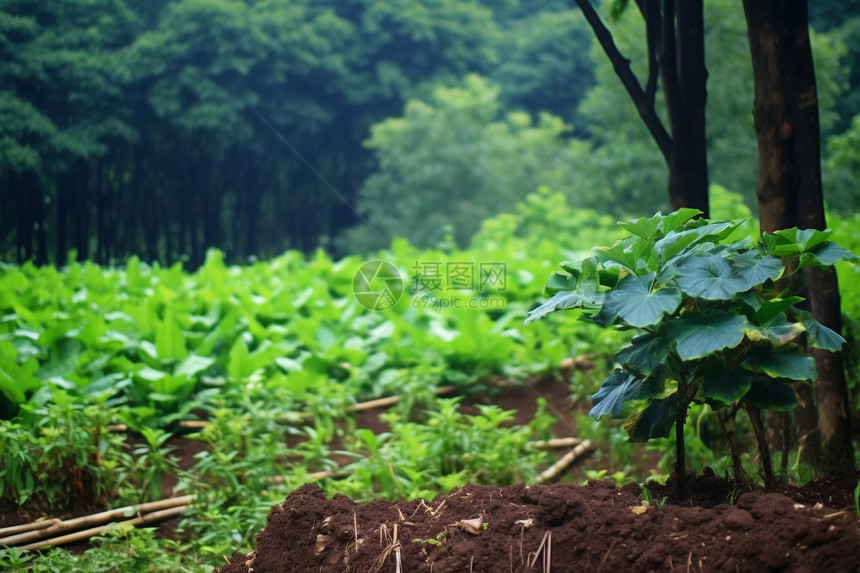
xmin=217 ymin=477 xmax=860 ymax=573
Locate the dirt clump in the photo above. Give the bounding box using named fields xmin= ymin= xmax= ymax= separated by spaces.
xmin=217 ymin=479 xmax=860 ymax=572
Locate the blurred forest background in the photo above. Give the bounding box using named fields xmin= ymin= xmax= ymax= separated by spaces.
xmin=2 ymin=0 xmax=859 ymax=268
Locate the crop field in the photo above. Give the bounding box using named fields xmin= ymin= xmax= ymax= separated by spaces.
xmin=2 ymin=200 xmax=859 ymax=571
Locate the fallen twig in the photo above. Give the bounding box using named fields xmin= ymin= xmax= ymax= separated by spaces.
xmin=535 ymin=440 xmax=594 ymax=484
xmin=528 ymin=531 xmax=552 ymax=572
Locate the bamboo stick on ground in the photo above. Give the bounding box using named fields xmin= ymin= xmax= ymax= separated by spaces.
xmin=535 ymin=440 xmax=594 ymax=484
xmin=178 ymin=420 xmax=210 ymax=429
xmin=0 ymin=495 xmax=194 ymax=547
xmin=347 ymin=385 xmax=456 ymax=413
xmin=529 ymin=437 xmax=582 ymax=449
xmin=0 ymin=518 xmax=61 ymax=538
xmin=17 ymin=505 xmax=190 ymax=551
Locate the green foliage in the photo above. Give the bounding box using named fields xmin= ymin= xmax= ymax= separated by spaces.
xmin=0 ymin=391 xmax=124 ymax=510
xmin=577 ymin=0 xmax=850 ymax=213
xmin=492 ymin=8 xmax=594 ymax=124
xmin=527 ymin=210 xmax=858 ymax=481
xmin=340 ymin=75 xmax=599 ymax=251
xmin=827 ymin=113 xmax=860 ymax=212
xmin=330 ymin=397 xmax=556 ymax=501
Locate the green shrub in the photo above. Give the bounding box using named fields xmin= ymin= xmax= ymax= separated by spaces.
xmin=527 ymin=210 xmax=858 ymax=490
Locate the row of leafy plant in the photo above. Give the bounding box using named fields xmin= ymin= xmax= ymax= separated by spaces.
xmin=2 ymin=190 xmax=860 ymax=571
xmin=0 ymin=190 xmax=623 ymax=570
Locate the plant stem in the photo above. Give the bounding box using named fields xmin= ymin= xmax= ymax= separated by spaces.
xmin=674 ymin=380 xmax=689 ymax=497
xmin=745 ymin=404 xmax=776 ymax=489
xmin=718 ymin=407 xmax=746 ymax=486
xmin=675 ymin=414 xmax=686 ymax=496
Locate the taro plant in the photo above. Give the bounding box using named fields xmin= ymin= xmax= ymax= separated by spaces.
xmin=525 ymin=209 xmax=858 ymax=491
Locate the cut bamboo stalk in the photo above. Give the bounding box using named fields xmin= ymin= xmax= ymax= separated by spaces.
xmin=178 ymin=420 xmax=209 ymax=429
xmin=535 ymin=440 xmax=594 ymax=484
xmin=346 ymin=385 xmax=456 ymax=412
xmin=0 ymin=518 xmax=61 ymax=537
xmin=17 ymin=505 xmax=189 ymax=551
xmin=529 ymin=437 xmax=582 ymax=449
xmin=0 ymin=495 xmax=194 ymax=547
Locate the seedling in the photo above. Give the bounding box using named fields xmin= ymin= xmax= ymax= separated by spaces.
xmin=413 ymin=528 xmax=447 ymax=546
xmin=526 ymin=210 xmax=858 ymax=493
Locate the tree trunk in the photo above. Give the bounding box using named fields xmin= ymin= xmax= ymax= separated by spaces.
xmin=574 ymin=0 xmax=709 ymax=215
xmin=742 ymin=0 xmax=853 ymax=472
xmin=663 ymin=0 xmax=710 ymax=216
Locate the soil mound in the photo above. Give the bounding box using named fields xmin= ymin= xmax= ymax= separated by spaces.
xmin=217 ymin=479 xmax=860 ymax=572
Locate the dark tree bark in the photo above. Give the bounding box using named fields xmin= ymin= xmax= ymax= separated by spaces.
xmin=573 ymin=0 xmax=709 ymax=216
xmin=742 ymin=0 xmax=853 ymax=472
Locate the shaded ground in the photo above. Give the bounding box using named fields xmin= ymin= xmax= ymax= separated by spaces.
xmin=218 ymin=477 xmax=860 ymax=573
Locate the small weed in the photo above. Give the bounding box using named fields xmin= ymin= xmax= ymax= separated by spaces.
xmin=413 ymin=528 xmax=448 ymax=546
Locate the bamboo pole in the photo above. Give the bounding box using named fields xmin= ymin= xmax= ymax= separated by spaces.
xmin=0 ymin=495 xmax=193 ymax=547
xmin=529 ymin=437 xmax=582 ymax=449
xmin=178 ymin=420 xmax=209 ymax=429
xmin=0 ymin=518 xmax=61 ymax=538
xmin=17 ymin=505 xmax=189 ymax=551
xmin=347 ymin=385 xmax=456 ymax=412
xmin=535 ymin=440 xmax=594 ymax=484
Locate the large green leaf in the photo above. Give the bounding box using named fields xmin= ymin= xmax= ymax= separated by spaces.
xmin=589 ymin=369 xmax=644 ymax=418
xmin=615 ymin=333 xmax=670 ymax=375
xmin=623 ymin=394 xmax=680 ymax=441
xmin=745 ymin=313 xmax=804 ymax=346
xmin=675 ymin=253 xmax=781 ymax=300
xmin=675 ymin=256 xmax=739 ymax=299
xmin=743 ymin=377 xmax=800 ymax=412
xmin=618 ymin=213 xmax=664 ymax=241
xmin=39 ymin=338 xmax=84 ymax=379
xmin=667 ymin=311 xmax=749 ymax=360
xmin=741 ymin=348 xmax=817 ymax=381
xmin=790 ymin=309 xmax=846 ymax=352
xmin=702 ymin=370 xmax=752 ymax=406
xmin=659 ymin=209 xmax=703 ymax=234
xmin=523 ymin=290 xmax=587 ymax=324
xmin=724 ymin=251 xmax=783 ymax=289
xmin=525 ymin=258 xmax=604 ymax=324
xmin=228 ymin=336 xmax=252 ymax=381
xmin=592 ymin=273 xmax=681 ymax=328
xmin=595 ymin=238 xmax=647 ymax=272
xmin=775 ymin=228 xmax=831 ymax=251
xmin=800 ymin=242 xmax=860 ymax=267
xmin=544 ymin=271 xmax=576 ymax=295
xmin=752 ymin=296 xmax=805 ymax=325
xmin=0 ymin=342 xmax=41 ymax=404
xmin=654 ymin=229 xmax=705 ymax=264
xmin=174 ymin=354 xmax=214 ymax=378
xmin=155 ymin=310 xmax=188 ymax=361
